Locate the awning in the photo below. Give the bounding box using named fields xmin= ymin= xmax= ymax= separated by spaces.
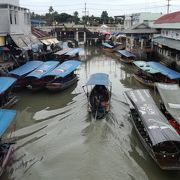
xmin=11 ymin=34 xmax=41 ymax=49
xmin=0 ymin=109 xmax=16 ymax=137
xmin=9 ymin=60 xmax=44 ymax=77
xmin=102 ymin=42 xmax=113 ymax=48
xmin=156 ymin=83 xmax=180 ymax=124
xmin=0 ymin=77 xmax=17 ymax=94
xmin=40 ymin=38 xmax=59 ymax=45
xmin=85 ymin=73 xmax=112 ymax=86
xmin=44 ymin=60 xmax=81 ymax=78
xmin=118 ymin=50 xmax=136 ymax=58
xmin=125 ymin=89 xmax=180 ymax=146
xmin=153 ymin=37 xmax=180 ymax=51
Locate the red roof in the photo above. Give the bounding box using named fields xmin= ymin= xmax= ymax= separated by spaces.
xmin=154 ymin=11 xmax=180 ymax=24
xmin=32 ymin=28 xmax=50 ymax=38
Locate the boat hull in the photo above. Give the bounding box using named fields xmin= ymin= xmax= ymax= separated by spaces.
xmin=0 ymin=144 xmax=14 ymax=176
xmin=103 ymin=48 xmax=114 ymax=53
xmin=46 ymin=76 xmax=78 ymax=91
xmin=133 ymin=74 xmax=155 ymax=87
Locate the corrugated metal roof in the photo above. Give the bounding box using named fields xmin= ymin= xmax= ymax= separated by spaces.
xmin=152 ymin=23 xmax=180 ymax=29
xmin=154 ymin=11 xmax=180 ymax=24
xmin=124 ymin=23 xmax=158 ymax=34
xmin=153 ymin=36 xmax=180 ymax=51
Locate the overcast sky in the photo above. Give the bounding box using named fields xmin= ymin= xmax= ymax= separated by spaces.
xmin=20 ymin=0 xmax=180 ymax=16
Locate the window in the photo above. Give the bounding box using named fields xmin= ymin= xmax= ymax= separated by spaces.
xmin=14 ymin=11 xmax=18 ymax=24
xmin=10 ymin=11 xmax=13 ymax=24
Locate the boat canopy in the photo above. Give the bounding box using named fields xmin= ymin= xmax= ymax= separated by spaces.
xmin=102 ymin=42 xmax=113 ymax=48
xmin=26 ymin=61 xmax=59 ymax=79
xmin=0 ymin=109 xmax=16 ymax=137
xmin=148 ymin=62 xmax=180 ymax=79
xmin=65 ymin=48 xmax=82 ymax=56
xmin=117 ymin=50 xmax=136 ymax=57
xmin=133 ymin=61 xmax=160 ymax=74
xmin=133 ymin=61 xmax=180 ymax=79
xmin=44 ymin=60 xmax=81 ymax=78
xmin=54 ymin=48 xmax=72 ymax=56
xmin=85 ymin=73 xmax=112 ymax=86
xmin=0 ymin=77 xmax=17 ymax=94
xmin=156 ymin=83 xmax=180 ymax=124
xmin=9 ymin=60 xmax=43 ymax=76
xmin=125 ymin=89 xmax=180 ymax=146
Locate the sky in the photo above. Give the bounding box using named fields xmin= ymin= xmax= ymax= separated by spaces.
xmin=20 ymin=0 xmax=180 ymax=17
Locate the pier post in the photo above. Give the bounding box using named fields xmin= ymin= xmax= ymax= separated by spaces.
xmin=76 ymin=30 xmax=79 ymax=42
xmin=84 ymin=31 xmax=86 ymax=44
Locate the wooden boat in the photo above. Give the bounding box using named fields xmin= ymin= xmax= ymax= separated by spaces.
xmin=116 ymin=50 xmax=136 ymax=64
xmin=0 ymin=77 xmax=18 ymax=108
xmin=156 ymin=83 xmax=180 ymax=134
xmin=133 ymin=61 xmax=180 ymax=87
xmin=54 ymin=48 xmax=72 ymax=62
xmin=54 ymin=48 xmax=82 ymax=62
xmin=26 ymin=61 xmax=59 ymax=91
xmin=102 ymin=42 xmax=115 ymax=53
xmin=9 ymin=60 xmax=43 ymax=89
xmin=45 ymin=60 xmax=81 ymax=91
xmin=82 ymin=73 xmax=112 ymax=119
xmin=0 ymin=109 xmax=16 ymax=176
xmin=125 ymin=89 xmax=180 ymax=170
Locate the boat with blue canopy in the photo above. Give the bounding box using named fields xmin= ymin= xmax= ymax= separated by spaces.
xmin=26 ymin=61 xmax=59 ymax=90
xmin=44 ymin=60 xmax=81 ymax=91
xmin=125 ymin=89 xmax=180 ymax=170
xmin=0 ymin=77 xmax=18 ymax=108
xmin=133 ymin=61 xmax=180 ymax=87
xmin=82 ymin=73 xmax=112 ymax=119
xmin=116 ymin=50 xmax=136 ymax=64
xmin=102 ymin=42 xmax=114 ymax=53
xmin=9 ymin=60 xmax=43 ymax=89
xmin=0 ymin=109 xmax=16 ymax=176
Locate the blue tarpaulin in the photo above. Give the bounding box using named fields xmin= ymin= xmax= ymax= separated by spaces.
xmin=148 ymin=62 xmax=180 ymax=79
xmin=0 ymin=109 xmax=16 ymax=137
xmin=118 ymin=50 xmax=136 ymax=57
xmin=65 ymin=48 xmax=82 ymax=56
xmin=9 ymin=60 xmax=43 ymax=76
xmin=44 ymin=60 xmax=81 ymax=78
xmin=26 ymin=61 xmax=59 ymax=79
xmin=85 ymin=73 xmax=111 ymax=86
xmin=102 ymin=43 xmax=113 ymax=48
xmin=0 ymin=77 xmax=17 ymax=94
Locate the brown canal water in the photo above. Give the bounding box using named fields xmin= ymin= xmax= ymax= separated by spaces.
xmin=3 ymin=47 xmax=180 ymax=180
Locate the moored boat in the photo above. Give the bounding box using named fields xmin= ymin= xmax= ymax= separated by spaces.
xmin=116 ymin=50 xmax=136 ymax=64
xmin=82 ymin=73 xmax=112 ymax=119
xmin=26 ymin=61 xmax=59 ymax=91
xmin=0 ymin=77 xmax=18 ymax=108
xmin=0 ymin=109 xmax=16 ymax=176
xmin=125 ymin=89 xmax=180 ymax=170
xmin=9 ymin=60 xmax=43 ymax=89
xmin=45 ymin=60 xmax=81 ymax=91
xmin=102 ymin=42 xmax=114 ymax=53
xmin=133 ymin=61 xmax=180 ymax=87
xmin=156 ymin=83 xmax=180 ymax=134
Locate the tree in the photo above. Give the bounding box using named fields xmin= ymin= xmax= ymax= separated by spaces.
xmin=49 ymin=6 xmax=54 ymax=14
xmin=101 ymin=11 xmax=109 ymax=24
xmin=73 ymin=11 xmax=80 ymax=24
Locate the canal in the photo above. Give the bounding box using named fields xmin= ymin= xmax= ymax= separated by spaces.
xmin=3 ymin=47 xmax=180 ymax=180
